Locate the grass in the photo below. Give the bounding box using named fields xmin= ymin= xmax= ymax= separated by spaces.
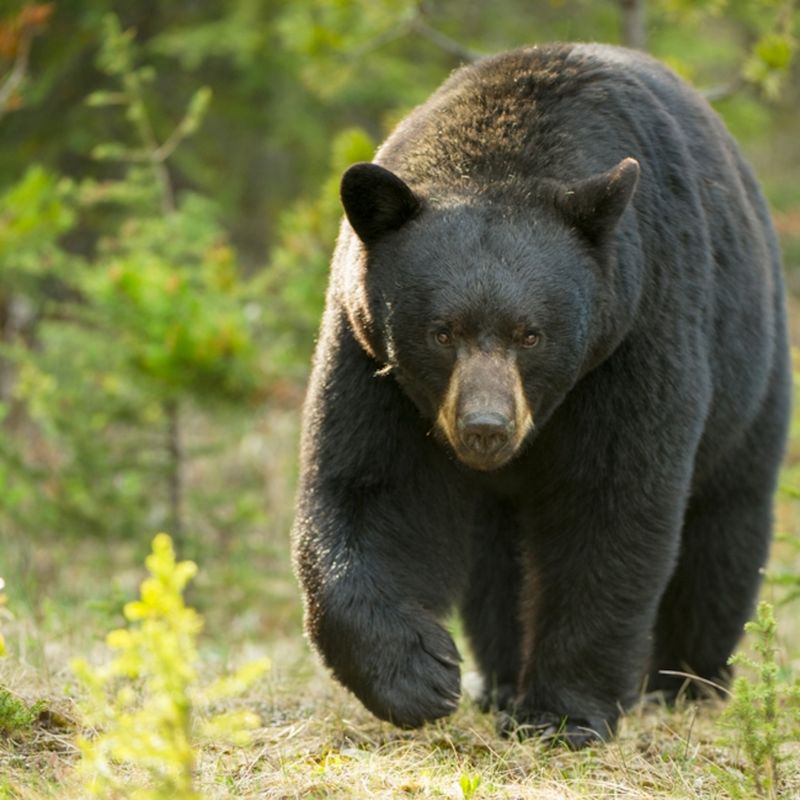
xmin=2 ymin=365 xmax=800 ymax=798
xmin=2 ymin=610 xmax=799 ymax=798
xmin=2 ymin=500 xmax=799 ymax=797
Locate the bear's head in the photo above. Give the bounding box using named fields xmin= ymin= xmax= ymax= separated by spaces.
xmin=338 ymin=158 xmax=639 ymax=471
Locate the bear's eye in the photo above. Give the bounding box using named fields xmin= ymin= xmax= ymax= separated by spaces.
xmin=434 ymin=329 xmax=453 ymax=347
xmin=521 ymin=330 xmax=541 ymax=348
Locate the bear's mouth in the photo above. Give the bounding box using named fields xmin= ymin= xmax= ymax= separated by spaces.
xmin=451 ymin=441 xmax=519 ymax=471
xmin=435 ymin=402 xmax=535 ymax=471
xmin=435 ymin=419 xmax=531 ymax=472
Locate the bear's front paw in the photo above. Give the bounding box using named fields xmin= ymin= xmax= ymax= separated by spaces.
xmin=498 ymin=708 xmax=608 ymax=750
xmin=359 ymin=618 xmax=462 ymax=729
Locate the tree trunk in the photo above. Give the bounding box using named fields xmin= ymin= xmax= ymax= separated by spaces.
xmin=620 ymin=0 xmax=647 ymax=50
xmin=166 ymin=398 xmax=184 ymax=551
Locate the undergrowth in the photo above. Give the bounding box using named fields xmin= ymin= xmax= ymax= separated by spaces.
xmin=0 ymin=528 xmax=798 ymax=799
xmin=0 ymin=686 xmax=45 ymax=736
xmin=719 ymin=603 xmax=800 ymax=799
xmin=0 ymin=577 xmax=6 ymax=658
xmin=71 ymin=533 xmax=270 ymax=799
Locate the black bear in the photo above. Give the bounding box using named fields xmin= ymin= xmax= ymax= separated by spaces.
xmin=292 ymin=43 xmax=791 ymax=747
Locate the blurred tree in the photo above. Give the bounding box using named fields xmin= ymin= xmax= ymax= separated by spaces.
xmin=1 ymin=13 xmax=268 ymax=549
xmin=0 ymin=3 xmax=55 ymax=402
xmin=620 ymin=0 xmax=647 ymax=49
xmin=1 ymin=0 xmax=798 ymax=266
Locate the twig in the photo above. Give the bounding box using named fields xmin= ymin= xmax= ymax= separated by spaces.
xmin=0 ymin=29 xmax=31 ymax=118
xmin=154 ymin=124 xmax=188 ymax=164
xmin=407 ymin=15 xmax=482 ymax=62
xmin=657 ymin=669 xmax=732 ymax=696
xmin=123 ymin=71 xmax=176 ymax=214
xmin=701 ymin=76 xmax=746 ymax=103
xmin=348 ymin=20 xmax=413 ymax=60
xmin=350 ymin=10 xmax=482 ymax=64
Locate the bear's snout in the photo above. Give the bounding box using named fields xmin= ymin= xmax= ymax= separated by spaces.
xmin=458 ymin=412 xmax=514 ymax=458
xmin=435 ymin=348 xmax=533 ymax=470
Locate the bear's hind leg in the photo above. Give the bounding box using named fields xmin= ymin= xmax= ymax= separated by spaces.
xmin=649 ymin=403 xmax=787 ymax=700
xmin=461 ymin=501 xmax=522 ymax=712
xmin=649 ymin=484 xmax=772 ymax=699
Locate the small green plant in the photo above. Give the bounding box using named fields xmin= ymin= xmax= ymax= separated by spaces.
xmin=720 ymin=601 xmax=800 ymax=799
xmin=0 ymin=579 xmax=43 ymax=738
xmin=459 ymin=772 xmax=482 ymax=799
xmin=0 ymin=687 xmax=46 ymax=736
xmin=72 ymin=533 xmax=270 ymax=799
xmin=0 ymin=576 xmax=6 ymax=656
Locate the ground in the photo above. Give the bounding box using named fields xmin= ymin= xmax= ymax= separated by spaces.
xmin=1 ymin=346 xmax=799 ymax=800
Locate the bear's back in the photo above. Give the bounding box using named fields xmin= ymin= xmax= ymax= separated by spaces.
xmin=377 ymin=44 xmax=738 ymax=197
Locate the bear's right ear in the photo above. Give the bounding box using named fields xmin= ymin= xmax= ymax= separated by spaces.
xmin=340 ymin=162 xmax=421 ymax=244
xmin=554 ymin=158 xmax=640 ymax=246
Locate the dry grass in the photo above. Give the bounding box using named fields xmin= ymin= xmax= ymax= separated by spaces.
xmin=235 ymin=679 xmax=741 ymax=799
xmin=2 ymin=595 xmax=800 ymax=799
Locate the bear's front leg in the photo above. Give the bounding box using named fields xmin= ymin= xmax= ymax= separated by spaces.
xmin=299 ymin=540 xmax=463 ymax=727
xmin=294 ymin=474 xmax=471 ymax=727
xmin=508 ymin=445 xmax=690 ymax=748
xmin=293 ymin=313 xmax=471 ymax=727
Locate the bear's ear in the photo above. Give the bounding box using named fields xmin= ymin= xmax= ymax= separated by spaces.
xmin=340 ymin=162 xmax=421 ymax=244
xmin=556 ymin=158 xmax=640 ymax=245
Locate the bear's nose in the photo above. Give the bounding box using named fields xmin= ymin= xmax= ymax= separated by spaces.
xmin=458 ymin=412 xmax=513 ymax=456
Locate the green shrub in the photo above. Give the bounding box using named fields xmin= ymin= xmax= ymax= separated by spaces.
xmin=719 ymin=601 xmax=800 ymax=799
xmin=73 ymin=533 xmax=270 ymax=799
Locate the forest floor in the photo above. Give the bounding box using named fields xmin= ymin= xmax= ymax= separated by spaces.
xmin=2 ymin=466 xmax=800 ymax=798
xmin=2 ymin=371 xmax=800 ymax=799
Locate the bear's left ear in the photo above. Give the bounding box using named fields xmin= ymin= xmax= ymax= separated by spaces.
xmin=556 ymin=158 xmax=640 ymax=245
xmin=340 ymin=162 xmax=421 ymax=245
